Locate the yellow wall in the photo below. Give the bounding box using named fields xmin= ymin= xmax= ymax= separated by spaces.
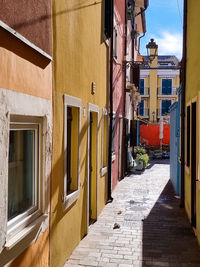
xmin=141 ymin=56 xmax=179 ymax=122
xmin=51 ymin=1 xmax=108 ymax=266
xmin=185 ymin=0 xmax=200 ymax=244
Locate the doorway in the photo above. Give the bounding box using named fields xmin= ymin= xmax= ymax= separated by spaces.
xmin=118 ymin=117 xmax=123 ymax=180
xmin=191 ymin=102 xmax=197 ymax=228
xmin=87 ymin=104 xmax=99 ymax=229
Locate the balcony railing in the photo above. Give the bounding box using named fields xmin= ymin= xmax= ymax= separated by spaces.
xmin=140 ymin=87 xmax=150 ymax=96
xmin=157 ymin=87 xmax=177 ymax=96
xmin=157 ymin=108 xmax=170 ymax=117
xmin=139 ymin=108 xmax=150 ymax=117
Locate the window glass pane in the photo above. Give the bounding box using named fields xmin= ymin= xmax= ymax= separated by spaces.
xmin=161 ymin=100 xmax=171 ymax=115
xmin=140 ymin=79 xmax=144 ymax=95
xmin=139 ymin=100 xmax=144 ymax=115
xmin=162 ymin=79 xmax=172 ymax=95
xmin=8 ymin=130 xmax=35 ymax=221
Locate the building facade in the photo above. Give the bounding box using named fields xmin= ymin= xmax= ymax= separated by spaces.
xmin=0 ymin=1 xmax=52 ymax=266
xmin=140 ymin=39 xmax=180 ymax=123
xmin=50 ymin=1 xmax=110 ymax=266
xmin=183 ymin=0 xmax=200 ymax=245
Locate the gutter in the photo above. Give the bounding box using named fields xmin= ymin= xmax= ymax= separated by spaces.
xmin=180 ymin=0 xmax=187 ymax=208
xmin=107 ymin=0 xmax=114 ymax=203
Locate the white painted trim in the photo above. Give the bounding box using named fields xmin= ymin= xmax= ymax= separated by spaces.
xmin=87 ymin=103 xmax=99 ymax=232
xmin=63 ymin=94 xmax=81 ymax=210
xmin=157 ymin=69 xmax=180 ymax=76
xmin=0 ymin=20 xmax=52 ymax=61
xmin=101 ymin=108 xmax=108 ymax=177
xmin=140 ymin=70 xmax=150 ymax=77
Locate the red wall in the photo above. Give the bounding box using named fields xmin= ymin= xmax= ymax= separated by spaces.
xmin=112 ymin=0 xmax=125 ymax=190
xmin=140 ymin=124 xmax=170 ymax=146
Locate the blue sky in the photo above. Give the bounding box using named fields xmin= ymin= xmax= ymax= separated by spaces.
xmin=140 ymin=0 xmax=184 ymax=59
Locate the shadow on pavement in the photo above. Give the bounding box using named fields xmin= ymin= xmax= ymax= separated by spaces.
xmin=142 ymin=180 xmax=200 ymax=266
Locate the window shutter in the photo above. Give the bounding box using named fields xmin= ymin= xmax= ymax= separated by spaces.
xmin=132 ymin=65 xmax=140 ymax=89
xmin=104 ymin=0 xmax=113 ymax=39
xmin=139 ymin=79 xmax=144 ymax=95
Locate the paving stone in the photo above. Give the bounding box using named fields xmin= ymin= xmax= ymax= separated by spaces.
xmin=63 ymin=159 xmax=200 ymax=267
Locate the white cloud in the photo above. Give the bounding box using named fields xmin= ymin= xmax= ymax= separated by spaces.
xmin=153 ymin=32 xmax=183 ymax=59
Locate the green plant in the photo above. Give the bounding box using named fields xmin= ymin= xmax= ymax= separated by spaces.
xmin=134 ymin=146 xmax=146 ymax=157
xmin=136 ymin=153 xmax=149 ymax=168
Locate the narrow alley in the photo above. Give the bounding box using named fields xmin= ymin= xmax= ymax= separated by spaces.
xmin=64 ymin=160 xmax=200 ymax=267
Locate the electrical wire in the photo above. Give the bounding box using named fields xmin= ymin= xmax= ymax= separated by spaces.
xmin=177 ymin=0 xmax=183 ymax=25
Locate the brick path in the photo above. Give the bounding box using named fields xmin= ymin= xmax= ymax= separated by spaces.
xmin=64 ymin=160 xmax=200 ymax=267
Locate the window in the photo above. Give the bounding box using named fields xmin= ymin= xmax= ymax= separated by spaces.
xmin=64 ymin=95 xmax=81 ymax=209
xmin=113 ymin=27 xmax=117 ymax=59
xmin=111 ymin=114 xmax=116 ymax=154
xmin=0 ymin=89 xmax=51 ymax=260
xmin=7 ymin=117 xmax=42 ymax=240
xmin=103 ymin=0 xmax=113 ymax=39
xmin=139 ymin=100 xmax=144 ymax=116
xmin=162 ymin=79 xmax=172 ymax=95
xmin=140 ymin=79 xmax=144 ymax=95
xmin=101 ymin=109 xmax=108 ymax=176
xmin=161 ymin=100 xmax=171 ymax=116
xmin=186 ymin=105 xmax=190 ymax=167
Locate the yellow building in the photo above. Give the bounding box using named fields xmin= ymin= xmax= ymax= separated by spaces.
xmin=50 ymin=1 xmax=109 ymax=266
xmin=183 ymin=0 xmax=200 ymax=245
xmin=140 ymin=39 xmax=180 ymax=123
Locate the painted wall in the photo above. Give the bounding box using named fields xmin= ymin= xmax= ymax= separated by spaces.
xmin=140 ymin=124 xmax=170 ymax=146
xmin=112 ymin=0 xmax=125 ymax=190
xmin=50 ymin=1 xmax=108 ymax=266
xmin=8 ymin=230 xmax=49 ymax=267
xmin=0 ymin=0 xmax=52 ymax=54
xmin=0 ymin=28 xmax=52 ymax=100
xmin=0 ymin=3 xmax=52 ymax=265
xmin=184 ymin=0 xmax=200 ymax=244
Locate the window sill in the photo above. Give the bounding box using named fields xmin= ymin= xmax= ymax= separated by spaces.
xmin=63 ymin=189 xmax=80 ymax=211
xmin=5 ymin=214 xmax=48 ymax=250
xmin=101 ymin=167 xmax=108 ymax=177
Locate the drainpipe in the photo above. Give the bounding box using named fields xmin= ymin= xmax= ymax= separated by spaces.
xmin=107 ymin=0 xmax=114 ymax=203
xmin=180 ymin=0 xmax=187 ymax=208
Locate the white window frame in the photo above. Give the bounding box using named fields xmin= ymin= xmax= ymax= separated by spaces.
xmin=101 ymin=108 xmax=108 ymax=177
xmin=7 ymin=120 xmax=42 ymax=240
xmin=63 ymin=94 xmax=81 ymax=210
xmin=0 ymin=89 xmax=52 ymax=264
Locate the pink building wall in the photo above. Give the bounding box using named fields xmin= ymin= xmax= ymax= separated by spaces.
xmin=112 ymin=0 xmax=125 ymax=190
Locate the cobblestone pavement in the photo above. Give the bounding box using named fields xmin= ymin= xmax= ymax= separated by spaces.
xmin=64 ymin=160 xmax=200 ymax=267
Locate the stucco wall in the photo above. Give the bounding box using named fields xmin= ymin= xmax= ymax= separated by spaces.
xmin=0 ymin=27 xmax=52 ymax=99
xmin=0 ymin=0 xmax=52 ymax=55
xmin=185 ymin=0 xmax=200 ymax=244
xmin=51 ymin=1 xmax=108 ymax=266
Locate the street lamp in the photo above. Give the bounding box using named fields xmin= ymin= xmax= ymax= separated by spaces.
xmin=152 ymin=111 xmax=155 ymax=123
xmin=146 ymin=38 xmax=158 ymax=63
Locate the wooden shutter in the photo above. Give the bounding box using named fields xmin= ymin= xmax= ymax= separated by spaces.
xmin=104 ymin=0 xmax=113 ymax=39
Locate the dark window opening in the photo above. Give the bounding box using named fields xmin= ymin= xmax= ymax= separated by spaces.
xmin=186 ymin=105 xmax=190 ymax=167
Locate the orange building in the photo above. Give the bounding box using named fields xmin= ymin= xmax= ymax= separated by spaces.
xmin=0 ymin=1 xmax=52 ymax=266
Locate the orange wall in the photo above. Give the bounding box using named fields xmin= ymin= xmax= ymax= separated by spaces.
xmin=140 ymin=124 xmax=170 ymax=146
xmin=0 ymin=28 xmax=52 ymax=100
xmin=9 ymin=230 xmax=49 ymax=267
